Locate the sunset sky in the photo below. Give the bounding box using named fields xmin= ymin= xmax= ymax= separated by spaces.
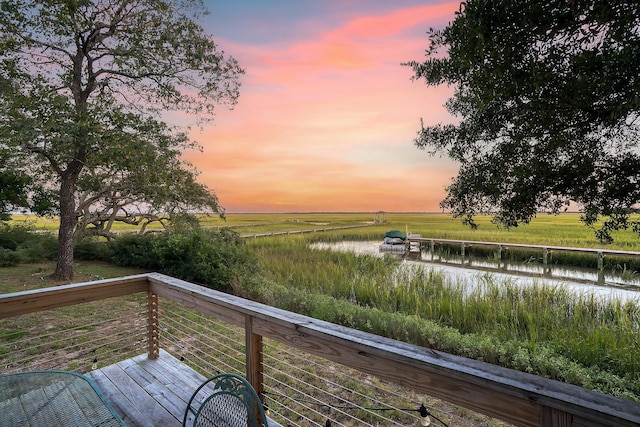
xmin=186 ymin=1 xmax=461 ymax=212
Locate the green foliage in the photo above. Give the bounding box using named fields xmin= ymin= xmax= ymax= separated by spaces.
xmin=74 ymin=118 xmax=225 ymax=240
xmin=0 ymin=170 xmax=29 ymax=221
xmin=108 ymin=227 xmax=259 ymax=292
xmin=407 ymin=0 xmax=640 ymax=242
xmin=73 ymin=238 xmax=113 ymax=262
xmin=0 ymin=223 xmax=57 ymax=265
xmin=0 ymin=248 xmax=21 ymax=267
xmin=0 ymin=223 xmax=31 ymax=251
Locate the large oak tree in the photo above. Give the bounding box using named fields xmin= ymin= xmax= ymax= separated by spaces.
xmin=407 ymin=0 xmax=640 ymax=242
xmin=0 ymin=0 xmax=243 ymax=279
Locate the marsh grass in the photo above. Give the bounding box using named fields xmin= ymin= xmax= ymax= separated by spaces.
xmin=244 ymin=234 xmax=640 ymax=401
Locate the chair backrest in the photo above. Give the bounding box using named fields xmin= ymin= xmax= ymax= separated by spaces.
xmin=183 ymin=373 xmax=267 ymax=427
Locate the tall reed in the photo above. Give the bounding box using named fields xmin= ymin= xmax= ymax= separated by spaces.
xmin=246 ymin=235 xmax=640 ymax=393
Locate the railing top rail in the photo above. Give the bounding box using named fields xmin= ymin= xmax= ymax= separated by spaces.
xmin=0 ymin=274 xmax=149 ymax=319
xmin=409 ymin=236 xmax=640 ymax=257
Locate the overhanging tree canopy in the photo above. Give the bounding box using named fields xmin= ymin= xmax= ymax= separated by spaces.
xmin=0 ymin=0 xmax=243 ymax=279
xmin=73 ymin=115 xmax=222 ymax=239
xmin=406 ymin=0 xmax=640 ymax=242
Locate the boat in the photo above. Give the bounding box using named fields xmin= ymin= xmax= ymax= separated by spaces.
xmin=379 ymin=229 xmax=407 ymax=253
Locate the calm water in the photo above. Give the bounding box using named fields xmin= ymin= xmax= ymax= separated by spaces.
xmin=310 ymin=241 xmax=640 ymax=304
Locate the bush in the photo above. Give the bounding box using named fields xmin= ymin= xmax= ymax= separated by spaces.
xmin=0 ymin=223 xmax=32 ymax=250
xmin=0 ymin=223 xmax=57 ymax=263
xmin=74 ymin=238 xmax=113 ymax=261
xmin=107 ymin=227 xmax=260 ymax=292
xmin=0 ymin=247 xmax=22 ymax=267
xmin=16 ymin=233 xmax=57 ymax=261
xmin=107 ymin=233 xmax=157 ymax=268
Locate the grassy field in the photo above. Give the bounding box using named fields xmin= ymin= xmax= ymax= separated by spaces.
xmin=211 ymin=212 xmax=640 ymax=249
xmin=13 ymin=211 xmax=640 ymax=249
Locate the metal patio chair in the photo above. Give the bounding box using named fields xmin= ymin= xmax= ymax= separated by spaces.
xmin=183 ymin=373 xmax=267 ymax=427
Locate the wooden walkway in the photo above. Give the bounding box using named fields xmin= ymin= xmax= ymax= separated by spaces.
xmin=87 ymin=349 xmax=208 ymax=427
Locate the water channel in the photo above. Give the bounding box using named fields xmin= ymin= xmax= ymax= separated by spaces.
xmin=310 ymin=241 xmax=640 ymax=304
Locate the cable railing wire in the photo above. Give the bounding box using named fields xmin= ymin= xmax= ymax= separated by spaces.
xmin=263 ymin=360 xmax=375 ymax=425
xmin=264 ymin=377 xmax=369 ymax=426
xmin=160 ymin=304 xmax=246 ymax=351
xmin=160 ymin=308 xmax=246 ymax=375
xmin=160 ymin=308 xmax=245 ymax=361
xmin=263 ymin=346 xmax=458 ymax=426
xmin=263 ymin=358 xmax=410 ymax=425
xmin=159 ymin=301 xmax=456 ymax=426
xmin=160 ymin=327 xmax=244 ymax=376
xmin=264 ymin=368 xmax=402 ymax=426
xmin=264 ymin=348 xmax=406 ymax=419
xmin=3 ymin=310 xmax=145 ymax=352
xmin=262 ymin=343 xmax=422 ymax=426
xmin=1 ymin=312 xmax=147 ymax=373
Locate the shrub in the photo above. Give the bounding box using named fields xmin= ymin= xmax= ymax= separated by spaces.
xmin=0 ymin=223 xmax=32 ymax=250
xmin=0 ymin=223 xmax=57 ymax=263
xmin=16 ymin=233 xmax=57 ymax=261
xmin=107 ymin=227 xmax=260 ymax=292
xmin=74 ymin=238 xmax=113 ymax=261
xmin=0 ymin=247 xmax=22 ymax=267
xmin=108 ymin=233 xmax=157 ymax=268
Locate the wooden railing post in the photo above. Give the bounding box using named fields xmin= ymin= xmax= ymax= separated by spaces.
xmin=597 ymin=251 xmax=604 ymax=270
xmin=245 ymin=314 xmax=265 ymax=422
xmin=245 ymin=315 xmax=264 ymax=396
xmin=541 ymin=406 xmax=573 ymax=426
xmin=147 ymin=291 xmax=159 ymax=360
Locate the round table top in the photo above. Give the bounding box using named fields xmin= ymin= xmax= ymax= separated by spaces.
xmin=0 ymin=370 xmax=124 ymax=427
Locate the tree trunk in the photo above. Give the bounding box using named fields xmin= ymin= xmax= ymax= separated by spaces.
xmin=53 ymin=174 xmax=78 ymax=281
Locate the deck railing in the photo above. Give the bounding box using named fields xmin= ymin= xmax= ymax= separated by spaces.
xmin=1 ymin=272 xmax=639 ymax=427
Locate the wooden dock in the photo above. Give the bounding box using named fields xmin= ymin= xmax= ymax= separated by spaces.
xmin=407 ymin=235 xmax=640 ymax=269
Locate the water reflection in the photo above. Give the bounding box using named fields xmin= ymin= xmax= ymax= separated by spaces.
xmin=310 ymin=241 xmax=640 ymax=303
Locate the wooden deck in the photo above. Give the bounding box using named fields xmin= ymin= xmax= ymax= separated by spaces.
xmin=87 ymin=349 xmax=208 ymax=427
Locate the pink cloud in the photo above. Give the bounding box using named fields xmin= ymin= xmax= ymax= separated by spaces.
xmin=188 ymin=2 xmax=459 ymax=212
xmin=328 ymin=3 xmax=457 ymax=40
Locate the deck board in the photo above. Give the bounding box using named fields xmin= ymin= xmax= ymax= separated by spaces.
xmin=88 ymin=349 xmax=206 ymax=427
xmin=87 ymin=350 xmax=281 ymax=427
